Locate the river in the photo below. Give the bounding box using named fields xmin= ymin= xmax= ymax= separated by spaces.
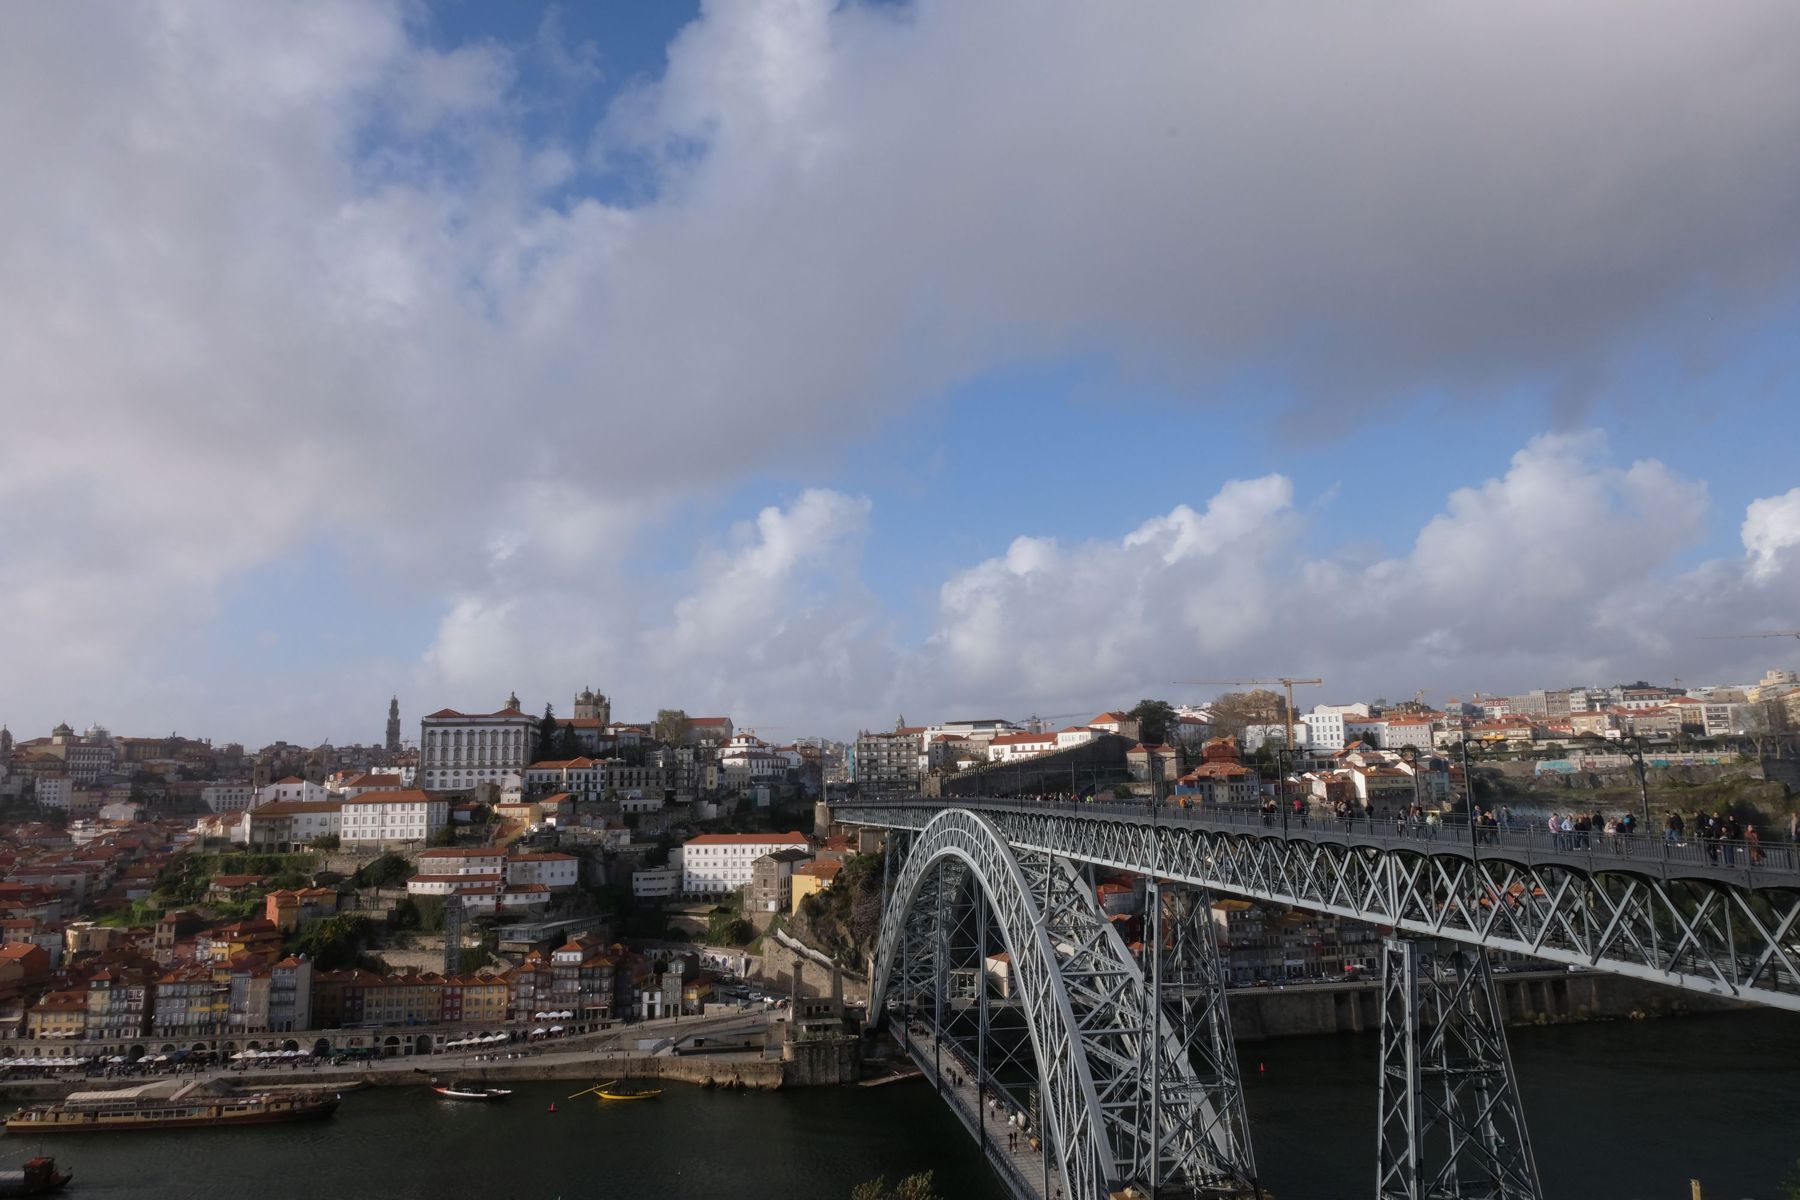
xmin=5 ymin=1010 xmax=1796 ymax=1199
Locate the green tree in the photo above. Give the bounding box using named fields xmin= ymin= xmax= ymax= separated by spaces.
xmin=538 ymin=704 xmax=559 ymax=758
xmin=1128 ymin=698 xmax=1178 ymax=746
xmin=653 ymin=709 xmax=692 ymax=747
xmin=429 ymin=824 xmax=458 ymax=847
xmin=355 ymin=852 xmax=413 ymax=892
xmin=851 ymin=1172 xmax=942 ymax=1200
xmin=1783 ymin=1158 xmax=1800 ymax=1200
xmin=309 ymin=834 xmax=340 ymax=850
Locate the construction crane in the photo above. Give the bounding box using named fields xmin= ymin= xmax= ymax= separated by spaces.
xmin=1699 ymin=631 xmax=1800 ymax=641
xmin=1174 ymin=677 xmax=1323 ymax=752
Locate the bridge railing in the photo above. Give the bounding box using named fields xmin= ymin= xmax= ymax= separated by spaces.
xmin=847 ymin=796 xmax=1800 ymax=885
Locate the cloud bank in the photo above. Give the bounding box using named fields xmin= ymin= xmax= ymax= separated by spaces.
xmin=2 ymin=1 xmax=1799 ymax=740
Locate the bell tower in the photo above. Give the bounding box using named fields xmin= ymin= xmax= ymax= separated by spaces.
xmin=385 ymin=697 xmax=402 ymax=753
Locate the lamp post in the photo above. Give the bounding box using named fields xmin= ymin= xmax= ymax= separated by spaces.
xmin=1397 ymin=744 xmax=1423 ymax=833
xmin=1458 ymin=732 xmax=1480 ymax=858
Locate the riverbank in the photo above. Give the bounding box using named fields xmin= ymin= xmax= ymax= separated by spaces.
xmin=1225 ymin=967 xmax=1749 ymax=1041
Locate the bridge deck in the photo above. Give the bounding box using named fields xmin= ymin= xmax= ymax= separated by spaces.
xmin=851 ymin=797 xmax=1800 ymax=887
xmin=897 ymin=1021 xmax=1052 ymax=1200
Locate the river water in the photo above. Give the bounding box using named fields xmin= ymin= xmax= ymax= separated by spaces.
xmin=5 ymin=1010 xmax=1796 ymax=1199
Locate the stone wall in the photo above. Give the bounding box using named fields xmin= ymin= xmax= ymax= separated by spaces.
xmin=1225 ymin=969 xmax=1750 ymax=1042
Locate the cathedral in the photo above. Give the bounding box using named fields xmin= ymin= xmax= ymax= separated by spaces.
xmin=573 ymin=686 xmax=611 ymax=726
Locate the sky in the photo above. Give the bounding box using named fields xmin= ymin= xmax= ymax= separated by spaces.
xmin=3 ymin=0 xmax=1800 ymax=749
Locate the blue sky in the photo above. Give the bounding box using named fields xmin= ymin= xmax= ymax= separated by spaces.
xmin=3 ymin=0 xmax=1799 ymax=746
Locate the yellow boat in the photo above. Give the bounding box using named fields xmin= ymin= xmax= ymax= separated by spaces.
xmin=596 ymin=1088 xmax=660 ymax=1101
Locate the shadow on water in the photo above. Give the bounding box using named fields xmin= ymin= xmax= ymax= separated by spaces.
xmin=1242 ymin=1008 xmax=1800 ymax=1200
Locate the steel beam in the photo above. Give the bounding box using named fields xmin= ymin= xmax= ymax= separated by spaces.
xmin=1376 ymin=938 xmax=1542 ymax=1200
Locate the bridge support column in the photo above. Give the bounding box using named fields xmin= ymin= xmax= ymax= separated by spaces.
xmin=1376 ymin=937 xmax=1543 ymax=1200
xmin=1144 ymin=883 xmax=1257 ymax=1195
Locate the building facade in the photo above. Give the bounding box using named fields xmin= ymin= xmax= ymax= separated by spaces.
xmin=419 ymin=695 xmax=539 ymax=792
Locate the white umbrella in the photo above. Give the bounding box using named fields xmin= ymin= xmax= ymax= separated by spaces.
xmin=549 ymin=1025 xmax=564 ymax=1033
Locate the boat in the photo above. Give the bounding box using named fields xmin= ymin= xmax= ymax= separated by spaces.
xmin=4 ymin=1080 xmax=338 ymax=1134
xmin=0 ymin=1158 xmax=72 ymax=1196
xmin=595 ymin=1087 xmax=661 ymax=1102
xmin=431 ymin=1083 xmax=513 ymax=1101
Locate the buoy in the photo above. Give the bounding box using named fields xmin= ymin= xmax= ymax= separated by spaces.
xmin=1258 ymin=1062 xmax=1265 ymax=1074
xmin=547 ymin=1103 xmax=558 ymax=1113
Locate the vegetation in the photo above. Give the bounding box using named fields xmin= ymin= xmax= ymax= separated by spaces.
xmin=388 ymin=894 xmax=446 ymax=933
xmin=794 ymin=853 xmax=883 ymax=969
xmin=851 ymin=1172 xmax=942 ymax=1200
xmin=1127 ymin=698 xmax=1178 ymax=746
xmin=354 ymin=851 xmax=413 ymax=892
xmin=308 ymin=834 xmax=341 ymax=850
xmin=293 ymin=913 xmax=383 ymax=972
xmin=653 ymin=708 xmax=692 ymax=747
xmin=429 ymin=824 xmax=458 ymax=846
xmin=1207 ymin=689 xmax=1287 ymax=739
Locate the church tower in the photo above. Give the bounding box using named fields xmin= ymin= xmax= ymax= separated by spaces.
xmin=573 ymin=686 xmax=610 ymax=726
xmin=385 ymin=697 xmax=402 ymax=753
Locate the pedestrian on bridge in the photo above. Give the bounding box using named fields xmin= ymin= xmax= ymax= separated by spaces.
xmin=1746 ymin=824 xmax=1764 ymax=866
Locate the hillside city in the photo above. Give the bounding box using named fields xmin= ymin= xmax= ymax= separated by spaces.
xmin=0 ymin=662 xmax=1792 ymax=1070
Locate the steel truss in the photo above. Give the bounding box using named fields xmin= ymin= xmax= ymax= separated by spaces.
xmin=872 ymin=809 xmax=1258 ymax=1200
xmin=1377 ymin=939 xmax=1542 ymax=1200
xmin=850 ymin=803 xmax=1800 ymax=1012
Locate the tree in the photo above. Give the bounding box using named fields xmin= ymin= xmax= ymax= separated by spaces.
xmin=852 ymin=1172 xmax=942 ymax=1200
xmin=429 ymin=824 xmax=458 ymax=847
xmin=538 ymin=704 xmax=559 ymax=758
xmin=1128 ymin=698 xmax=1178 ymax=746
xmin=355 ymin=852 xmax=413 ymax=892
xmin=653 ymin=709 xmax=693 ymax=747
xmin=1208 ymin=690 xmax=1286 ymax=740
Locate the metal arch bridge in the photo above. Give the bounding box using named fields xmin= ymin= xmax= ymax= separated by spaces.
xmin=844 ymin=798 xmax=1800 ymax=1200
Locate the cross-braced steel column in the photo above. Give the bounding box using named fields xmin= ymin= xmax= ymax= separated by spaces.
xmin=1144 ymin=883 xmax=1257 ymax=1195
xmin=1376 ymin=937 xmax=1543 ymax=1200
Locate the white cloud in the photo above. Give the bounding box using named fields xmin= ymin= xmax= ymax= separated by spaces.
xmin=1743 ymin=488 xmax=1800 ymax=582
xmin=910 ymin=433 xmax=1795 ymax=721
xmin=3 ymin=2 xmax=1800 ymax=739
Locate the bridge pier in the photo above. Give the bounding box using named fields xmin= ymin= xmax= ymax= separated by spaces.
xmin=1376 ymin=937 xmax=1543 ymax=1200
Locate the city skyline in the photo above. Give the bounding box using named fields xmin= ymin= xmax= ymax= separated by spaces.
xmin=4 ymin=1 xmax=1800 ymax=745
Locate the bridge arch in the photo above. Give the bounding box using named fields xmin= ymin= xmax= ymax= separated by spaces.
xmin=872 ymin=808 xmax=1249 ymax=1200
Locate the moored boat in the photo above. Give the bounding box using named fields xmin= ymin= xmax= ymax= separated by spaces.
xmin=596 ymin=1087 xmax=661 ymax=1101
xmin=4 ymin=1080 xmax=338 ymax=1134
xmin=431 ymin=1083 xmax=512 ymax=1101
xmin=0 ymin=1157 xmax=71 ymax=1196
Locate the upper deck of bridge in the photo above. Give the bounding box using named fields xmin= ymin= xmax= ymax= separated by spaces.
xmin=837 ymin=795 xmax=1800 ymax=890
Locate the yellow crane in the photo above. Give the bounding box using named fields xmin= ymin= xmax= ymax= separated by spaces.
xmin=1173 ymin=677 xmax=1324 ymax=752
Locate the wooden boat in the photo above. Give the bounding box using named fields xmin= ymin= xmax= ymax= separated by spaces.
xmin=0 ymin=1158 xmax=72 ymax=1196
xmin=5 ymin=1081 xmax=338 ymax=1134
xmin=432 ymin=1083 xmax=513 ymax=1101
xmin=596 ymin=1087 xmax=661 ymax=1101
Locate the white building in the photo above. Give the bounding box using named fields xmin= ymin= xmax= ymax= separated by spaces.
xmin=680 ymin=832 xmax=809 ymax=897
xmin=202 ymin=784 xmax=257 ymax=813
xmin=986 ymin=731 xmax=1059 ymax=762
xmin=414 ymin=847 xmax=507 ymax=876
xmin=1054 ymin=726 xmax=1101 ymax=750
xmin=339 ymin=789 xmax=448 ymax=845
xmin=419 ymin=694 xmax=540 ymax=792
xmin=631 ymin=865 xmax=681 ymax=900
xmin=35 ymin=777 xmax=72 ymax=810
xmin=505 ymin=852 xmax=581 ymax=891
xmin=258 ymin=777 xmax=328 ymax=805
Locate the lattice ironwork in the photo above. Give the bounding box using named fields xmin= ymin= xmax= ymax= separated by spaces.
xmin=1376 ymin=938 xmax=1542 ymax=1200
xmin=871 ymin=809 xmax=1257 ymax=1200
xmin=849 ymin=801 xmax=1800 ymax=1012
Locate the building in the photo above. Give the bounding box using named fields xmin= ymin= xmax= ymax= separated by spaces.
xmin=681 ymin=832 xmax=810 ymax=897
xmin=1126 ymin=743 xmax=1182 ymax=784
xmin=631 ymin=865 xmax=681 ymax=901
xmin=1173 ymin=738 xmax=1259 ymax=806
xmin=790 ymin=858 xmax=843 ymax=914
xmin=385 ymin=696 xmax=403 ymax=754
xmin=340 ymin=790 xmax=448 ymax=845
xmin=243 ymin=799 xmax=343 ymax=851
xmin=986 ymin=731 xmax=1060 ymax=762
xmin=854 ymin=727 xmax=922 ymax=794
xmin=1086 ymin=712 xmax=1142 ymax=741
xmin=419 ymin=694 xmax=540 ymax=792
xmin=201 ymin=784 xmax=257 ymax=813
xmin=747 ymin=849 xmax=812 ymax=915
